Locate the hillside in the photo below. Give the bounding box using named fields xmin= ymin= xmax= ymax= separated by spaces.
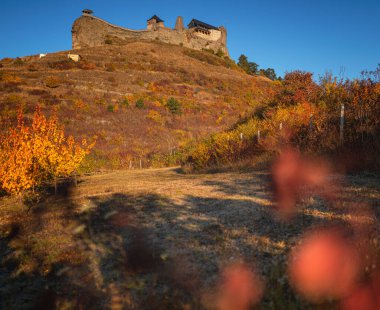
xmin=0 ymin=41 xmax=275 ymax=170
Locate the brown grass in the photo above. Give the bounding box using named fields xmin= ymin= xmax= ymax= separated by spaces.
xmin=0 ymin=168 xmax=379 ymax=309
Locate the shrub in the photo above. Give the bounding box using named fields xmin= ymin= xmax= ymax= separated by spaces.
xmin=74 ymin=99 xmax=88 ymax=111
xmin=216 ymin=49 xmax=225 ymax=58
xmin=48 ymin=60 xmax=76 ymax=70
xmin=135 ymin=99 xmax=145 ymax=109
xmin=28 ymin=64 xmax=38 ymax=72
xmin=0 ymin=73 xmax=22 ymax=84
xmin=13 ymin=57 xmax=24 ymax=66
xmin=105 ymin=38 xmax=113 ymax=45
xmin=166 ymin=97 xmax=182 ymax=115
xmin=5 ymin=94 xmax=24 ymax=106
xmin=121 ymin=98 xmax=129 ymax=107
xmin=28 ymin=89 xmax=49 ymax=96
xmin=78 ymin=61 xmax=96 ymax=70
xmin=45 ymin=76 xmax=61 ymax=88
xmin=107 ymin=104 xmax=115 ymax=112
xmin=105 ymin=63 xmax=116 ymax=72
xmin=147 ymin=110 xmax=164 ymax=125
xmin=0 ymin=108 xmax=95 ymax=196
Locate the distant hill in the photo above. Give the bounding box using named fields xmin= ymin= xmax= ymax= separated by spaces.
xmin=0 ymin=41 xmax=275 ymax=170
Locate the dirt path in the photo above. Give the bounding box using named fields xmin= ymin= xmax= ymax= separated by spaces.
xmin=1 ymin=168 xmax=379 ymax=309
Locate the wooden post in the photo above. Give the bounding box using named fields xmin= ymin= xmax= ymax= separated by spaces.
xmin=240 ymin=132 xmax=243 ymax=141
xmin=340 ymin=104 xmax=345 ymax=144
xmin=257 ymin=130 xmax=261 ymax=143
xmin=129 ymin=160 xmax=132 ymax=169
xmin=139 ymin=158 xmax=142 ymax=169
xmin=279 ymin=122 xmax=283 ymax=130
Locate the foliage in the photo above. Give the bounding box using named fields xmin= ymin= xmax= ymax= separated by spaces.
xmin=0 ymin=73 xmax=22 ymax=84
xmin=107 ymin=104 xmax=115 ymax=112
xmin=0 ymin=112 xmax=35 ymax=195
xmin=184 ymin=49 xmax=238 ymax=70
xmin=105 ymin=63 xmax=116 ymax=72
xmin=166 ymin=97 xmax=182 ymax=115
xmin=121 ymin=97 xmax=129 ymax=107
xmin=0 ymin=108 xmax=95 ymax=196
xmin=135 ymin=98 xmax=145 ymax=109
xmin=147 ymin=110 xmax=164 ymax=125
xmin=48 ymin=60 xmax=76 ymax=70
xmin=13 ymin=58 xmax=24 ymax=66
xmin=238 ymin=54 xmax=258 ymax=75
xmin=260 ymin=68 xmax=277 ymax=81
xmin=44 ymin=76 xmax=61 ymax=88
xmin=182 ymin=66 xmax=380 ymax=171
xmin=216 ymin=49 xmax=225 ymax=58
xmin=78 ymin=61 xmax=96 ymax=70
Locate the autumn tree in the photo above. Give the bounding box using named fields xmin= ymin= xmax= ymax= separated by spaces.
xmin=238 ymin=54 xmax=259 ymax=75
xmin=0 ymin=107 xmax=95 ymax=197
xmin=0 ymin=111 xmax=35 ymax=196
xmin=32 ymin=108 xmax=94 ymax=194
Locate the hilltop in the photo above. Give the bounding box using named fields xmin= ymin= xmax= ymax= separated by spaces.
xmin=0 ymin=41 xmax=275 ymax=170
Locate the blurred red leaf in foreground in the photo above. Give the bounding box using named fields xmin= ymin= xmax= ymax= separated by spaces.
xmin=271 ymin=148 xmax=336 ymax=217
xmin=214 ymin=262 xmax=264 ymax=310
xmin=342 ymin=274 xmax=380 ymax=310
xmin=288 ymin=228 xmax=360 ymax=302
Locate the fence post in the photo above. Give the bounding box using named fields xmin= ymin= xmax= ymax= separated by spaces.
xmin=279 ymin=122 xmax=283 ymax=130
xmin=257 ymin=130 xmax=261 ymax=143
xmin=240 ymin=132 xmax=243 ymax=141
xmin=340 ymin=104 xmax=345 ymax=144
xmin=139 ymin=158 xmax=142 ymax=169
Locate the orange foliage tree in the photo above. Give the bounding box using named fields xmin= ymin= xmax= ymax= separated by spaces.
xmin=0 ymin=112 xmax=35 ymax=196
xmin=0 ymin=107 xmax=95 ymax=197
xmin=31 ymin=108 xmax=95 ymax=194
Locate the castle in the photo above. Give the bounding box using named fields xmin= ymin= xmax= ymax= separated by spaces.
xmin=72 ymin=10 xmax=229 ymax=57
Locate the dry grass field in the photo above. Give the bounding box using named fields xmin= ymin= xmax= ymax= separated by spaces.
xmin=1 ymin=168 xmax=379 ymax=309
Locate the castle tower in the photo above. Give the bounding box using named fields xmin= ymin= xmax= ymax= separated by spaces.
xmin=147 ymin=15 xmax=165 ymax=30
xmin=174 ymin=16 xmax=184 ymax=31
xmin=219 ymin=26 xmax=227 ymax=47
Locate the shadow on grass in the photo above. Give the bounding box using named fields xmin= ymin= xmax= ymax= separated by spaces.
xmin=1 ymin=171 xmax=370 ymax=309
xmin=1 ymin=190 xmax=207 ymax=309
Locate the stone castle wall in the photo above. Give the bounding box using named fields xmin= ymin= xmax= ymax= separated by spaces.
xmin=71 ymin=15 xmax=229 ymax=57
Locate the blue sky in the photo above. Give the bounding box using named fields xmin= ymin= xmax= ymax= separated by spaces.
xmin=0 ymin=0 xmax=379 ymax=79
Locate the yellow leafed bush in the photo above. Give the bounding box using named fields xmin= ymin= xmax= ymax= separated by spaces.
xmin=0 ymin=108 xmax=95 ymax=196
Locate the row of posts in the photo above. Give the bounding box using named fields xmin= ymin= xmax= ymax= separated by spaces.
xmin=127 ymin=106 xmax=346 ymax=169
xmin=129 ymin=159 xmax=143 ymax=169
xmin=239 ymin=104 xmax=345 ymax=145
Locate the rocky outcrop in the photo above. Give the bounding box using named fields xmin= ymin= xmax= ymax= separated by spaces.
xmin=71 ymin=14 xmax=229 ymax=57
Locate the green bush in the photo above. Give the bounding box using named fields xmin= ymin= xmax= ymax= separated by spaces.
xmin=107 ymin=104 xmax=114 ymax=112
xmin=122 ymin=98 xmax=129 ymax=107
xmin=13 ymin=58 xmax=24 ymax=66
xmin=166 ymin=97 xmax=182 ymax=115
xmin=216 ymin=49 xmax=225 ymax=58
xmin=135 ymin=99 xmax=145 ymax=109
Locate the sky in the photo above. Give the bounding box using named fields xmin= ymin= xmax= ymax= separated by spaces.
xmin=0 ymin=0 xmax=379 ymax=79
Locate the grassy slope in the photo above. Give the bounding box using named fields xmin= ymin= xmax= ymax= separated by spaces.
xmin=0 ymin=42 xmax=275 ymax=169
